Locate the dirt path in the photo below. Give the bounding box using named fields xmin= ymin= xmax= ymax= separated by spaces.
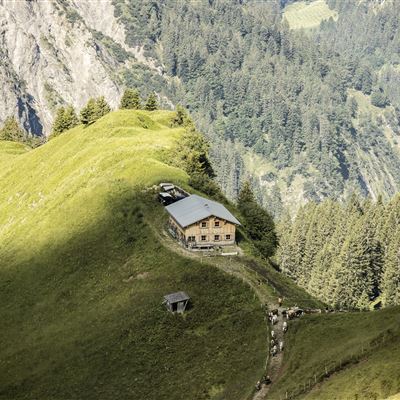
xmin=253 ymin=305 xmax=286 ymax=400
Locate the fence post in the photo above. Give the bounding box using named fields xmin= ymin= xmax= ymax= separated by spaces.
xmin=325 ymin=365 xmax=328 ymax=376
xmin=285 ymin=390 xmax=288 ymax=399
xmin=314 ymin=374 xmax=317 ymax=384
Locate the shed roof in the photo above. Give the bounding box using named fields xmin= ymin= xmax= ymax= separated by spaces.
xmin=160 ymin=183 xmax=175 ymax=191
xmin=165 ymin=194 xmax=241 ymax=228
xmin=164 ymin=291 xmax=190 ymax=303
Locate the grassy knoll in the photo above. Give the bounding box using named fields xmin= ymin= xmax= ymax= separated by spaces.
xmin=0 ymin=110 xmax=267 ymax=400
xmin=268 ymin=307 xmax=400 ymax=400
xmin=283 ymin=0 xmax=338 ymax=30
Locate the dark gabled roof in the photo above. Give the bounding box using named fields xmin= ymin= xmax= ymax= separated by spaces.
xmin=165 ymin=194 xmax=241 ymax=228
xmin=164 ymin=291 xmax=190 ymax=303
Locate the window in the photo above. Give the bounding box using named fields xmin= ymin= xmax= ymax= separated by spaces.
xmin=214 ymin=235 xmax=220 ymax=241
xmin=201 ymin=235 xmax=207 ymax=241
xmin=187 ymin=236 xmax=195 ymax=242
xmin=226 ymin=234 xmax=231 ymax=240
xmin=201 ymin=221 xmax=207 ymax=228
xmin=214 ymin=221 xmax=220 ymax=227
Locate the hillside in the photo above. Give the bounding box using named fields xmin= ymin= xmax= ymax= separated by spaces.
xmin=2 ymin=110 xmax=400 ymax=400
xmin=268 ymin=307 xmax=400 ymax=400
xmin=0 ymin=110 xmax=268 ymax=400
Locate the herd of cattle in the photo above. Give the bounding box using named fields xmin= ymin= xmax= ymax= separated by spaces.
xmin=267 ymin=306 xmax=322 ymax=357
xmin=255 ymin=304 xmax=338 ymax=391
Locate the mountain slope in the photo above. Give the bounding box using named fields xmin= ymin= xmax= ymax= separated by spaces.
xmin=269 ymin=307 xmax=400 ymax=400
xmin=0 ymin=110 xmax=267 ymax=400
xmin=3 ymin=0 xmax=400 ymax=212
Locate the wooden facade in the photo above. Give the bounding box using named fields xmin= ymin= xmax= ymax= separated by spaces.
xmin=169 ymin=215 xmax=237 ymax=249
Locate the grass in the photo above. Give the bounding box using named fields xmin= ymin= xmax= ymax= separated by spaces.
xmin=268 ymin=308 xmax=400 ymax=400
xmin=0 ymin=110 xmax=267 ymax=400
xmin=4 ymin=109 xmax=398 ymax=400
xmin=283 ymin=0 xmax=338 ymax=30
xmin=0 ymin=141 xmax=29 ymax=166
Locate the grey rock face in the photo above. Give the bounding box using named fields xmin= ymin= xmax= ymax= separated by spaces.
xmin=0 ymin=0 xmax=144 ymax=136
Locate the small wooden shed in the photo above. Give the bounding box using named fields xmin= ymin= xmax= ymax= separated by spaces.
xmin=163 ymin=291 xmax=190 ymax=313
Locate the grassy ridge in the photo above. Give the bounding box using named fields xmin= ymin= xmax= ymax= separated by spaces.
xmin=0 ymin=111 xmax=267 ymax=399
xmin=269 ymin=308 xmax=400 ymax=399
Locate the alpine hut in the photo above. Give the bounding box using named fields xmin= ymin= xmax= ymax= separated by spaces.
xmin=165 ymin=194 xmax=240 ymax=249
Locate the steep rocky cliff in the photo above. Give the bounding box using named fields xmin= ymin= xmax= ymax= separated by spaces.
xmin=0 ymin=0 xmax=162 ymax=135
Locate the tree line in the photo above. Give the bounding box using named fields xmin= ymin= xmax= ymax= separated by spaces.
xmin=277 ymin=195 xmax=400 ymax=309
xmin=0 ymin=89 xmax=159 ymax=145
xmin=51 ymin=89 xmax=159 ymax=137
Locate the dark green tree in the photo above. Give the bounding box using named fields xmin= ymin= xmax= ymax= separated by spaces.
xmin=120 ymin=88 xmax=141 ymax=109
xmin=95 ymin=96 xmax=111 ymax=119
xmin=170 ymin=105 xmax=191 ymax=127
xmin=237 ymin=181 xmax=277 ymax=257
xmin=52 ymin=105 xmax=79 ymax=136
xmin=144 ymin=92 xmax=158 ymax=111
xmin=0 ymin=116 xmax=26 ymax=142
xmin=382 ymin=227 xmax=400 ymax=306
xmin=80 ymin=98 xmax=98 ymax=125
xmin=175 ymin=126 xmax=215 ymax=178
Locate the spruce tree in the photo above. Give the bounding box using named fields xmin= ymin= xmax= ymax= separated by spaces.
xmin=237 ymin=181 xmax=277 ymax=257
xmin=95 ymin=96 xmax=111 ymax=119
xmin=171 ymin=105 xmax=190 ymax=126
xmin=144 ymin=92 xmax=158 ymax=111
xmin=0 ymin=116 xmax=26 ymax=142
xmin=52 ymin=105 xmax=79 ymax=136
xmin=52 ymin=107 xmax=66 ymax=136
xmin=120 ymin=88 xmax=141 ymax=109
xmin=382 ymin=227 xmax=400 ymax=306
xmin=80 ymin=98 xmax=98 ymax=125
xmin=64 ymin=105 xmax=79 ymax=129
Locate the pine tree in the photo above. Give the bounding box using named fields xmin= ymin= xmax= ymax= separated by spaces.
xmin=171 ymin=105 xmax=190 ymax=126
xmin=95 ymin=96 xmax=111 ymax=119
xmin=237 ymin=181 xmax=277 ymax=257
xmin=0 ymin=116 xmax=26 ymax=142
xmin=237 ymin=180 xmax=255 ymax=206
xmin=382 ymin=227 xmax=400 ymax=306
xmin=120 ymin=88 xmax=141 ymax=109
xmin=64 ymin=105 xmax=79 ymax=129
xmin=52 ymin=107 xmax=66 ymax=136
xmin=144 ymin=92 xmax=158 ymax=111
xmin=80 ymin=98 xmax=98 ymax=125
xmin=52 ymin=105 xmax=79 ymax=136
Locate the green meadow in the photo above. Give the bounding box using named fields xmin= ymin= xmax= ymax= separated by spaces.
xmin=283 ymin=0 xmax=338 ymax=30
xmin=0 ymin=111 xmax=267 ymax=400
xmin=269 ymin=307 xmax=400 ymax=400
